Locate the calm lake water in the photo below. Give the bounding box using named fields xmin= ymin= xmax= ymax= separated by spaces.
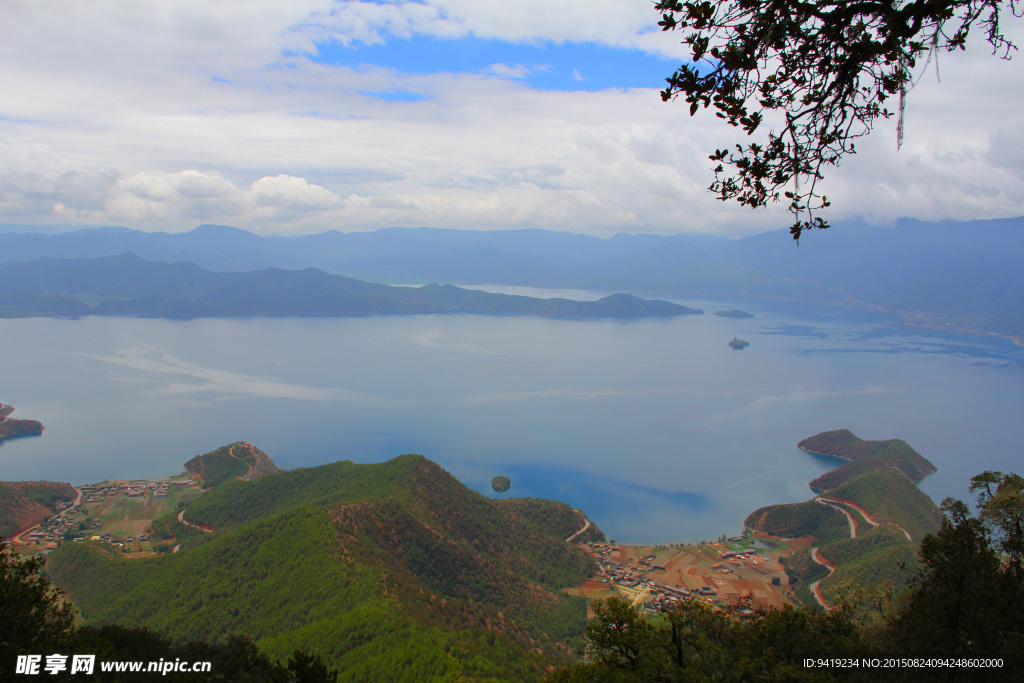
xmin=2 ymin=287 xmax=1022 ymax=542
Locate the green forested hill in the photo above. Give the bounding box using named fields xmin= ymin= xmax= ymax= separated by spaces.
xmin=45 ymin=453 xmax=603 ymax=681
xmin=0 ymin=481 xmax=76 ymax=540
xmin=0 ymin=402 xmax=44 ymax=440
xmin=817 ymin=525 xmax=920 ymax=596
xmin=183 ymin=441 xmax=280 ymax=488
xmin=826 ymin=469 xmax=942 ymax=543
xmin=744 ymin=499 xmax=849 ymax=545
xmin=798 ymin=429 xmax=937 ymax=488
xmin=748 ymin=432 xmax=943 ymax=609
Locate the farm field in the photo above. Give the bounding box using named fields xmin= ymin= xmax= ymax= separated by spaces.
xmin=81 ymin=479 xmax=203 ymax=554
xmin=580 ymin=534 xmax=804 ymax=611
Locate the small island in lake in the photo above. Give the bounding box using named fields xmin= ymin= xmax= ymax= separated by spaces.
xmin=715 ymin=310 xmax=753 ymax=318
xmin=728 ymin=337 xmax=750 ymax=350
xmin=491 ymin=475 xmax=511 ymax=493
xmin=0 ymin=402 xmax=44 ymax=440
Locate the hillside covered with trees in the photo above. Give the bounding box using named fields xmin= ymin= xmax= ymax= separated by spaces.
xmin=0 ymin=254 xmax=700 ymax=320
xmin=44 ymin=453 xmax=604 ymax=680
xmin=747 ymin=432 xmax=943 ymax=608
xmin=0 ymin=402 xmax=44 ymax=441
xmin=0 ymin=481 xmax=76 ymax=541
xmin=183 ymin=442 xmax=280 ymax=488
xmin=799 ymin=429 xmax=937 ymax=489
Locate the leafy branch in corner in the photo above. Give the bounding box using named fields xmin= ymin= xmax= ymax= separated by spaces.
xmin=656 ymin=0 xmax=1020 ymax=239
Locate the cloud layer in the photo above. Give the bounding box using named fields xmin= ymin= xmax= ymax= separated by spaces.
xmin=1 ymin=1 xmax=1021 ymax=237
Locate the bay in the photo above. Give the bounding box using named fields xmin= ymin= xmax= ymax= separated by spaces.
xmin=1 ymin=288 xmax=1022 ymax=543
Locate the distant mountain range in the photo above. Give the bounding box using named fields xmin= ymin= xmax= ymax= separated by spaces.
xmin=1 ymin=216 xmax=1022 ymax=335
xmin=0 ymin=253 xmax=700 ymax=319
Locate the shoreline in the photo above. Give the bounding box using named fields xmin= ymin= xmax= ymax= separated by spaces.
xmin=796 ymin=445 xmax=850 ymax=462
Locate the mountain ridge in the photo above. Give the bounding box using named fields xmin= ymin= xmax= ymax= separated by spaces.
xmin=44 ymin=451 xmax=604 ymax=680
xmin=2 ymin=216 xmax=1020 ymax=335
xmin=0 ymin=253 xmax=702 ymax=319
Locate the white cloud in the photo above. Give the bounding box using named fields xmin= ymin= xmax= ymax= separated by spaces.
xmin=487 ymin=63 xmax=532 ymax=79
xmin=0 ymin=2 xmax=1021 ymax=236
xmin=250 ymin=174 xmax=345 ymax=210
xmin=299 ymin=0 xmax=682 ymax=55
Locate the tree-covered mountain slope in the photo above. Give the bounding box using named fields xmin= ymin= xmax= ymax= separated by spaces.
xmin=183 ymin=442 xmax=280 ymax=488
xmin=745 ymin=432 xmax=943 ymax=609
xmin=0 ymin=481 xmax=76 ymax=540
xmin=44 ymin=453 xmax=603 ymax=681
xmin=3 ymin=216 xmax=1022 ymax=336
xmin=0 ymin=402 xmax=44 ymax=440
xmin=798 ymin=429 xmax=937 ymax=489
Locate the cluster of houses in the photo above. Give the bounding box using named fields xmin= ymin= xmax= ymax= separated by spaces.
xmin=586 ymin=542 xmax=721 ymax=608
xmin=15 ymin=478 xmax=197 ymax=556
xmin=91 ymin=532 xmax=152 ymax=547
xmin=710 ymin=548 xmax=764 ymax=575
xmin=23 ymin=505 xmax=95 ymax=547
xmin=584 ymin=541 xmax=778 ymax=612
xmin=78 ymin=478 xmax=194 ymax=502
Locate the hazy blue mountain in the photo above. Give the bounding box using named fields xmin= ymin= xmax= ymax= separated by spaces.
xmin=1 ymin=217 xmax=1021 ymax=335
xmin=0 ymin=224 xmax=729 ymax=278
xmin=0 ymin=254 xmax=701 ymax=319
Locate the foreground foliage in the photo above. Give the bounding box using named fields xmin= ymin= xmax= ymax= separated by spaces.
xmin=1 ymin=543 xmax=337 ymax=681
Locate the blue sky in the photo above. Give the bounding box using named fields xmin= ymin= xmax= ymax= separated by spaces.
xmin=311 ymin=36 xmax=681 ymax=93
xmin=0 ymin=1 xmax=1021 ymax=237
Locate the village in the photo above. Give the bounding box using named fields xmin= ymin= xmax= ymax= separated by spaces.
xmin=10 ymin=475 xmax=203 ymax=558
xmin=576 ymin=535 xmax=804 ymax=613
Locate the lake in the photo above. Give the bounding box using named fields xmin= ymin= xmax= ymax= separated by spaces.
xmin=2 ymin=287 xmax=1022 ymax=542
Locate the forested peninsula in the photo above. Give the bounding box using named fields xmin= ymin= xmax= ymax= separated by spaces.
xmin=0 ymin=254 xmax=701 ymax=320
xmin=746 ymin=430 xmax=942 ymax=610
xmin=798 ymin=429 xmax=937 ymax=490
xmin=0 ymin=402 xmax=44 ymax=440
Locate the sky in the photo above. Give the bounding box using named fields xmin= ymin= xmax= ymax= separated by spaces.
xmin=0 ymin=0 xmax=1022 ymax=238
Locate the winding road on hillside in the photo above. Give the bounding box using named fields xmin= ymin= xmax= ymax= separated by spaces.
xmin=565 ymin=514 xmax=591 ymax=543
xmin=808 ymin=496 xmax=912 ymax=610
xmin=10 ymin=486 xmax=84 ymax=547
xmin=228 ymin=444 xmax=256 ymax=481
xmin=809 ymin=548 xmax=838 ymax=610
xmin=816 ymin=498 xmax=857 ymax=538
xmin=177 ymin=508 xmax=213 ymax=534
xmin=821 ymin=496 xmax=912 ymax=542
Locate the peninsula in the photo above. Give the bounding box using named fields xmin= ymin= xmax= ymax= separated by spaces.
xmin=745 ymin=429 xmax=942 ymax=610
xmin=0 ymin=402 xmax=44 ymax=440
xmin=797 ymin=429 xmax=937 ymax=490
xmin=0 ymin=254 xmax=703 ymax=320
